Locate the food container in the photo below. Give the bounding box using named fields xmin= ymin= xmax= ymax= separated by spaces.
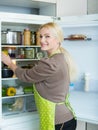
xmin=23 ymin=28 xmax=31 ymax=45
xmin=8 ymin=47 xmax=16 ymax=58
xmin=1 ymin=29 xmax=22 ymax=45
xmin=2 ymin=67 xmax=14 ymax=78
xmin=25 ymin=48 xmax=35 ymax=59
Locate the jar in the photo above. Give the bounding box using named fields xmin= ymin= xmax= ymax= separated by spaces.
xmin=36 ymin=31 xmax=40 ymax=46
xmin=31 ymin=31 xmax=36 ymax=45
xmin=25 ymin=48 xmax=35 ymax=59
xmin=24 ymin=28 xmax=31 ymax=45
xmin=8 ymin=47 xmax=16 ymax=58
xmin=16 ymin=48 xmax=25 ymax=59
xmin=20 ymin=48 xmax=25 ymax=59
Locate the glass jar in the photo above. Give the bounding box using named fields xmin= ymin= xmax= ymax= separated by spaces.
xmin=25 ymin=48 xmax=35 ymax=59
xmin=24 ymin=28 xmax=31 ymax=46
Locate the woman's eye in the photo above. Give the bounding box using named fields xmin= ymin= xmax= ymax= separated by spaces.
xmin=40 ymin=35 xmax=42 ymax=38
xmin=39 ymin=35 xmax=51 ymax=39
xmin=45 ymin=35 xmax=50 ymax=38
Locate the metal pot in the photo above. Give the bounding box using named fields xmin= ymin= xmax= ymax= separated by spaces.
xmin=2 ymin=67 xmax=14 ymax=78
xmin=1 ymin=29 xmax=22 ymax=45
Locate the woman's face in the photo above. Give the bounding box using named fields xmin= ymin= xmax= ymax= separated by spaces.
xmin=39 ymin=27 xmax=59 ymax=55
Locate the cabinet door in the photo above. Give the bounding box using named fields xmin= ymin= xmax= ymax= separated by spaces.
xmin=56 ymin=0 xmax=87 ymax=16
xmin=87 ymin=0 xmax=98 ymax=14
xmin=87 ymin=123 xmax=98 ymax=130
xmin=76 ymin=120 xmax=85 ymax=130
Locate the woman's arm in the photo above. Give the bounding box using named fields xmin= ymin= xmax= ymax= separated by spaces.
xmin=2 ymin=52 xmax=17 ymax=73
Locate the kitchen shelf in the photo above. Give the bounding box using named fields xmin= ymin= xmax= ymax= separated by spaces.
xmin=2 ymin=93 xmax=34 ymax=99
xmin=2 ymin=45 xmax=41 ymax=48
xmin=2 ymin=77 xmax=18 ymax=80
xmin=14 ymin=59 xmax=40 ymax=61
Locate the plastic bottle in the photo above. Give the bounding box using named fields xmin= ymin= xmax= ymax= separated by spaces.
xmin=69 ymin=82 xmax=75 ymax=91
xmin=84 ymin=73 xmax=90 ymax=92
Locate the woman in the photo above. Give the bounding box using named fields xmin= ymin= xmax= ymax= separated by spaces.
xmin=2 ymin=22 xmax=77 ymax=130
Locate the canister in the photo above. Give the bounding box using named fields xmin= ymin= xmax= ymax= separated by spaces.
xmin=24 ymin=28 xmax=31 ymax=46
xmin=1 ymin=30 xmax=22 ymax=45
xmin=36 ymin=31 xmax=40 ymax=46
xmin=25 ymin=48 xmax=35 ymax=59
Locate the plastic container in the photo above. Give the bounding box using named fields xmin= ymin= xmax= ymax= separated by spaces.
xmin=84 ymin=73 xmax=90 ymax=92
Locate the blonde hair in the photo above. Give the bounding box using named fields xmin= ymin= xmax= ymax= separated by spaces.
xmin=39 ymin=22 xmax=78 ymax=82
xmin=38 ymin=22 xmax=64 ymax=43
xmin=60 ymin=47 xmax=78 ymax=82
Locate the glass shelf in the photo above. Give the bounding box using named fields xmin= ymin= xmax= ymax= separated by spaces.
xmin=2 ymin=93 xmax=34 ymax=99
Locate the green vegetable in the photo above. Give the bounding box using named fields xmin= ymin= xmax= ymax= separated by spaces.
xmin=23 ymin=86 xmax=33 ymax=94
xmin=2 ymin=87 xmax=7 ymax=97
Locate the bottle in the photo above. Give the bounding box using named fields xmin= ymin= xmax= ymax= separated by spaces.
xmin=84 ymin=73 xmax=90 ymax=92
xmin=24 ymin=28 xmax=31 ymax=46
xmin=36 ymin=31 xmax=40 ymax=46
xmin=31 ymin=31 xmax=36 ymax=45
xmin=69 ymin=82 xmax=75 ymax=91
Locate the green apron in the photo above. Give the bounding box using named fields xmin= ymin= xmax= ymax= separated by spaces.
xmin=33 ymin=85 xmax=76 ymax=130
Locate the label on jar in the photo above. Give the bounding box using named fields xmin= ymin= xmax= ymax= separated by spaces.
xmin=25 ymin=48 xmax=35 ymax=59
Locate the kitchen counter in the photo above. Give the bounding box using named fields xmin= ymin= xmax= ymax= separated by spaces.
xmin=69 ymin=91 xmax=98 ymax=124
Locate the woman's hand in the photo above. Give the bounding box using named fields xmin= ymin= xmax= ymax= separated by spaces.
xmin=2 ymin=52 xmax=12 ymax=67
xmin=2 ymin=52 xmax=17 ymax=72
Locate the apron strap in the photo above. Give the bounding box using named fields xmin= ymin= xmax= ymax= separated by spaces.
xmin=57 ymin=93 xmax=77 ymax=119
xmin=65 ymin=94 xmax=77 ymax=119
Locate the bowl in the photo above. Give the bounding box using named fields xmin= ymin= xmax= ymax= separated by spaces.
xmin=2 ymin=68 xmax=14 ymax=78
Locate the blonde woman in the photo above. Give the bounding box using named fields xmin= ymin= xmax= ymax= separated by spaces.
xmin=2 ymin=22 xmax=77 ymax=130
